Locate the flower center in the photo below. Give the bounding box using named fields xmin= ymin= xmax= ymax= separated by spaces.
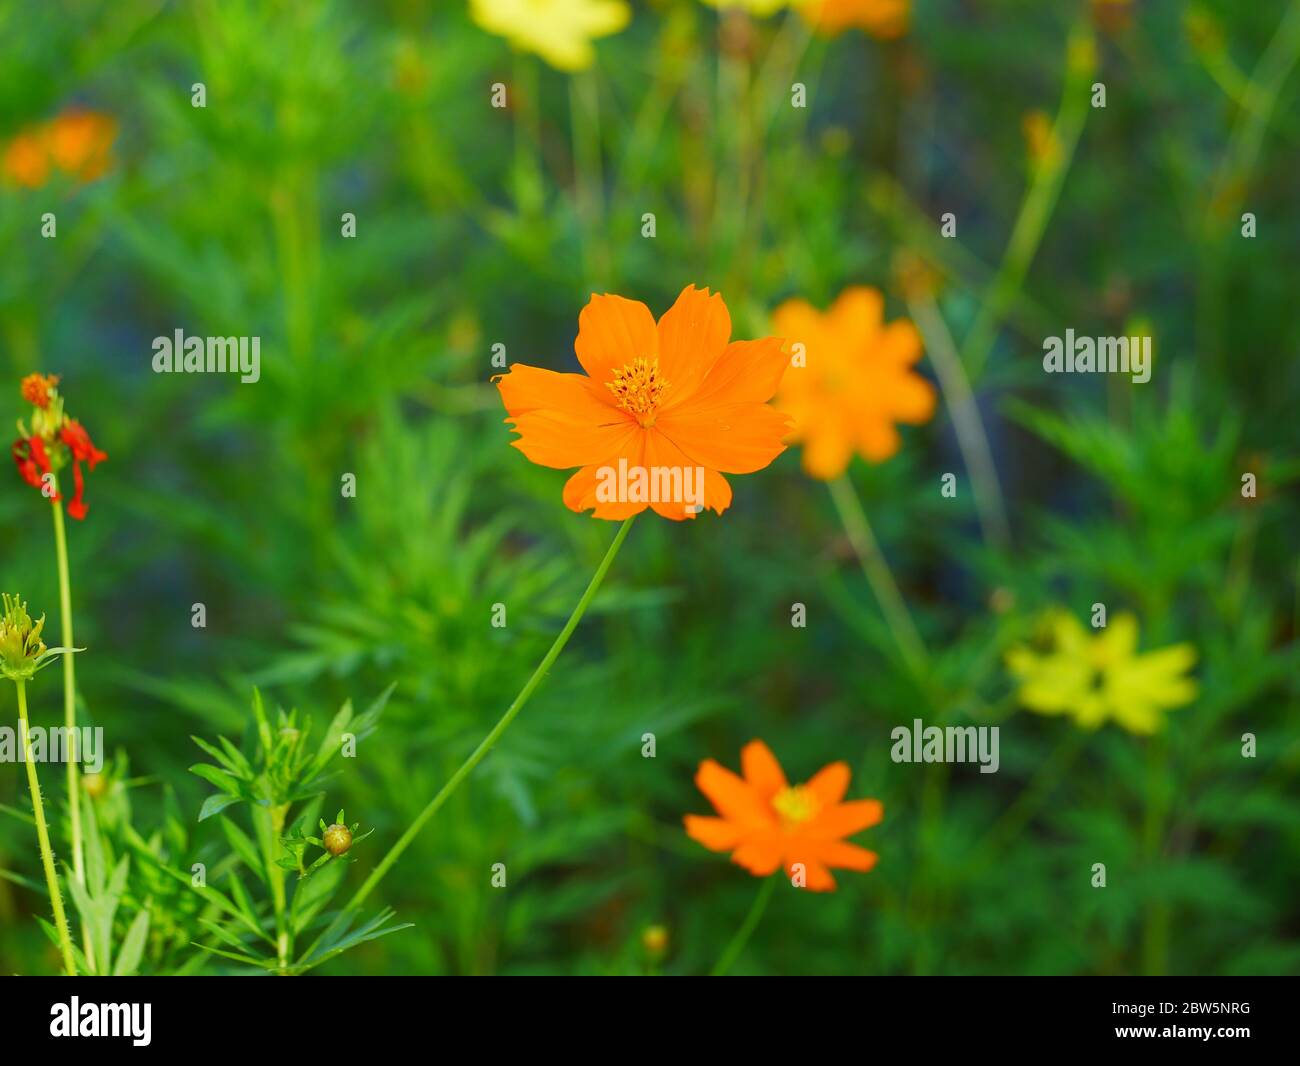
xmin=606 ymin=358 xmax=669 ymax=425
xmin=772 ymin=785 xmax=820 ymax=824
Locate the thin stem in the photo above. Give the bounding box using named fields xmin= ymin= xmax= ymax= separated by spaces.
xmin=961 ymin=24 xmax=1095 ymax=381
xmin=908 ymin=291 xmax=1009 ymax=548
xmin=16 ymin=679 xmax=77 ymax=975
xmin=710 ymin=875 xmax=775 ymax=976
xmin=302 ymin=515 xmax=637 ymax=965
xmin=51 ymin=497 xmax=83 ymax=884
xmin=569 ymin=69 xmax=609 ymax=284
xmin=52 ymin=493 xmax=94 ymax=974
xmin=828 ymin=475 xmax=927 ymax=675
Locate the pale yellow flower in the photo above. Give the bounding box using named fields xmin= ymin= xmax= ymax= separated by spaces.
xmin=470 ymin=0 xmax=630 ymax=72
xmin=1006 ymin=611 xmax=1197 ymax=735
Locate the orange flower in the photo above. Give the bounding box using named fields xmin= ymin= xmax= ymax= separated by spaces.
xmin=1 ymin=110 xmax=116 ymax=189
xmin=495 ymin=285 xmax=791 ymax=520
xmin=772 ymin=286 xmax=935 ymax=479
xmin=21 ymin=374 xmax=59 ymax=410
xmin=685 ymin=740 xmax=883 ymax=892
xmin=45 ymin=110 xmax=116 ymax=181
xmin=800 ymin=0 xmax=910 ymax=39
xmin=2 ymin=132 xmax=50 ymax=188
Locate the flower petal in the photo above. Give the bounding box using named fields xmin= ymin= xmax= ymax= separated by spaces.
xmin=495 ymin=363 xmax=619 ymax=421
xmin=805 ymin=761 xmax=851 ymax=805
xmin=810 ymin=798 xmax=884 ymax=839
xmin=817 ymin=841 xmax=879 ymax=872
xmin=688 ymin=336 xmax=790 ymax=406
xmin=505 ymin=410 xmax=642 ymax=469
xmin=741 ymin=740 xmax=788 ymax=799
xmin=655 ymin=401 xmax=789 ymax=474
xmin=656 ymin=285 xmax=732 ymax=407
xmin=574 ymin=293 xmax=659 ymax=385
xmin=684 ymin=814 xmax=745 ymax=853
xmin=695 ymin=759 xmax=774 ymax=830
xmin=731 ymin=834 xmax=783 ymax=876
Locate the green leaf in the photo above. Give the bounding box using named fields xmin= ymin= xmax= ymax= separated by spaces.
xmin=220 ymin=816 xmax=266 ymax=884
xmin=189 ymin=763 xmax=242 ymax=795
xmin=199 ymin=793 xmax=243 ymax=821
xmin=112 ymin=909 xmax=150 ymax=976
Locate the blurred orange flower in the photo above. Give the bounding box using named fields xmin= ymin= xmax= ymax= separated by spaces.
xmin=800 ymin=0 xmax=910 ymax=39
xmin=495 ymin=285 xmax=791 ymax=520
xmin=685 ymin=740 xmax=883 ymax=892
xmin=772 ymin=286 xmax=935 ymax=479
xmin=1 ymin=109 xmax=117 ymax=189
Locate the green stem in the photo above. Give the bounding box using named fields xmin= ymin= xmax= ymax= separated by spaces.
xmin=50 ymin=498 xmax=83 ymax=884
xmin=52 ymin=494 xmax=94 ymax=973
xmin=710 ymin=875 xmax=775 ymax=976
xmin=908 ymin=291 xmax=1009 ymax=548
xmin=828 ymin=475 xmax=927 ymax=675
xmin=302 ymin=515 xmax=637 ymax=964
xmin=15 ymin=679 xmax=77 ymax=975
xmin=961 ymin=24 xmax=1095 ymax=381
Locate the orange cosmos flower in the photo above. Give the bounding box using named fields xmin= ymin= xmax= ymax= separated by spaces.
xmin=800 ymin=0 xmax=910 ymax=39
xmin=1 ymin=110 xmax=116 ymax=189
xmin=44 ymin=110 xmax=117 ymax=181
xmin=2 ymin=131 xmax=51 ymax=188
xmin=772 ymin=286 xmax=935 ymax=480
xmin=685 ymin=740 xmax=883 ymax=892
xmin=495 ymin=285 xmax=791 ymax=520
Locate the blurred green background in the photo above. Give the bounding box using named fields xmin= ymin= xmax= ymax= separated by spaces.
xmin=1 ymin=0 xmax=1297 ymax=975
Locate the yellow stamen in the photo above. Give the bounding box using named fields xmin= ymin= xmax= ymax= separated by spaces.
xmin=772 ymin=785 xmax=819 ymax=824
xmin=606 ymin=358 xmax=669 ymax=425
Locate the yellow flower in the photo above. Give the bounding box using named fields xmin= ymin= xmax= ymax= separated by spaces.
xmin=470 ymin=0 xmax=630 ymax=72
xmin=1006 ymin=611 xmax=1197 ymax=734
xmin=700 ymin=0 xmax=794 ymax=16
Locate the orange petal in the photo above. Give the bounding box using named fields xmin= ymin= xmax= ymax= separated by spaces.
xmin=731 ymin=834 xmax=783 ymax=876
xmin=695 ymin=759 xmax=774 ymax=829
xmin=682 ymin=336 xmax=789 ymax=407
xmin=800 ymin=418 xmax=854 ymax=480
xmin=811 ymin=798 xmax=884 ymax=838
xmin=655 ymin=401 xmax=789 ymax=475
xmin=574 ymin=294 xmax=659 ymax=385
xmin=741 ymin=740 xmax=788 ymax=798
xmin=878 ymin=319 xmax=924 ymax=365
xmin=505 ymin=410 xmax=641 ymax=469
xmin=855 ymin=419 xmax=901 ymax=463
xmin=495 ymin=363 xmax=619 ymax=420
xmin=656 ymin=285 xmax=731 ymax=405
xmin=887 ymin=371 xmax=937 ymax=423
xmin=805 ymin=761 xmax=850 ymax=805
xmin=829 ymin=286 xmax=884 ymax=340
xmin=684 ymin=814 xmax=745 ymax=853
xmin=562 ymin=462 xmax=649 ymax=519
xmin=640 ymin=428 xmax=731 ymax=520
xmin=817 ymin=841 xmax=879 ymax=872
xmin=786 ymin=856 xmax=837 ymax=891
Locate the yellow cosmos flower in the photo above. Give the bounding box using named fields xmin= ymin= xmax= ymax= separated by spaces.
xmin=699 ymin=0 xmax=793 ymax=16
xmin=1006 ymin=610 xmax=1198 ymax=734
xmin=772 ymin=286 xmax=935 ymax=480
xmin=470 ymin=0 xmax=630 ymax=72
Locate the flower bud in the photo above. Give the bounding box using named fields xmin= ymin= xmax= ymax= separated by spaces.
xmin=323 ymin=823 xmax=353 ymax=857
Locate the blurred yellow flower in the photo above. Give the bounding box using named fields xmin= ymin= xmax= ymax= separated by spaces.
xmin=772 ymin=286 xmax=935 ymax=480
xmin=700 ymin=0 xmax=793 ymax=16
xmin=1021 ymin=109 xmax=1061 ymax=171
xmin=1006 ymin=611 xmax=1197 ymax=734
xmin=470 ymin=0 xmax=630 ymax=72
xmin=800 ymin=0 xmax=910 ymax=39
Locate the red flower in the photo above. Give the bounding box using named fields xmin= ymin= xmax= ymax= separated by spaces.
xmin=12 ymin=436 xmax=56 ymax=496
xmin=58 ymin=419 xmax=106 ymax=520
